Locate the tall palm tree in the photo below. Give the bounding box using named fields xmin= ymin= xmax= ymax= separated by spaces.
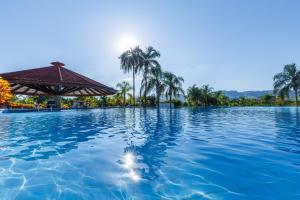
xmin=273 ymin=63 xmax=300 ymax=106
xmin=162 ymin=72 xmax=184 ymax=107
xmin=141 ymin=65 xmax=164 ymax=106
xmin=119 ymin=46 xmax=143 ymax=106
xmin=116 ymin=81 xmax=132 ymax=106
xmin=140 ymin=47 xmax=161 ymax=103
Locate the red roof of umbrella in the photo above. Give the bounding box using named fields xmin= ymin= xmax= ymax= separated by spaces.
xmin=0 ymin=62 xmax=117 ymax=96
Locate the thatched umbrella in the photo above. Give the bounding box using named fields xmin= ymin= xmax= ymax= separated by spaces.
xmin=0 ymin=62 xmax=117 ymax=108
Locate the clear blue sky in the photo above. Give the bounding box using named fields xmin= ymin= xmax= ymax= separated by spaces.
xmin=1 ymin=0 xmax=300 ymax=91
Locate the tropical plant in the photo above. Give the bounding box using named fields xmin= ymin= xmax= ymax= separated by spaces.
xmin=260 ymin=94 xmax=275 ymax=105
xmin=187 ymin=84 xmax=227 ymax=106
xmin=273 ymin=63 xmax=300 ymax=105
xmin=116 ymin=81 xmax=132 ymax=106
xmin=119 ymin=46 xmax=143 ymax=106
xmin=33 ymin=96 xmax=49 ymax=105
xmin=75 ymin=96 xmax=99 ymax=108
xmin=139 ymin=46 xmax=161 ymax=103
xmin=210 ymin=91 xmax=229 ymax=106
xmin=141 ymin=65 xmax=164 ymax=106
xmin=199 ymin=85 xmax=213 ymax=106
xmin=100 ymin=96 xmax=108 ymax=107
xmin=113 ymin=92 xmax=123 ymax=106
xmin=187 ymin=84 xmax=201 ymax=106
xmin=0 ymin=76 xmax=12 ymax=105
xmin=162 ymin=72 xmax=184 ymax=107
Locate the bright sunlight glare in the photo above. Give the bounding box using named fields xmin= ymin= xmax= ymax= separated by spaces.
xmin=119 ymin=36 xmax=139 ymax=52
xmin=124 ymin=153 xmax=135 ymax=168
xmin=123 ymin=153 xmax=141 ymax=182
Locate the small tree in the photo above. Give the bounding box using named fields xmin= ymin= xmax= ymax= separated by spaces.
xmin=0 ymin=77 xmax=12 ymax=106
xmin=273 ymin=63 xmax=300 ymax=106
xmin=116 ymin=81 xmax=132 ymax=106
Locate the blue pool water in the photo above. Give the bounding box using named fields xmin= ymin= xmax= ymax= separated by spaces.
xmin=0 ymin=107 xmax=300 ymax=199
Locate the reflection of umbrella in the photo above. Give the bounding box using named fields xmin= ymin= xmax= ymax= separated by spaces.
xmin=0 ymin=62 xmax=117 ymax=96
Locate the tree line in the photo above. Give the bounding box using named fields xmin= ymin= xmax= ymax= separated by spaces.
xmin=1 ymin=47 xmax=300 ymax=108
xmin=117 ymin=46 xmax=300 ymax=107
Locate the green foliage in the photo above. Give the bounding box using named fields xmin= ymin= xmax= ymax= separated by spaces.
xmin=99 ymin=96 xmax=108 ymax=107
xmin=116 ymin=81 xmax=132 ymax=106
xmin=17 ymin=96 xmax=35 ymax=104
xmin=162 ymin=71 xmax=184 ymax=106
xmin=172 ymin=99 xmax=182 ymax=107
xmin=187 ymin=84 xmax=227 ymax=107
xmin=139 ymin=47 xmax=161 ymax=102
xmin=74 ymin=96 xmax=99 ymax=108
xmin=273 ymin=63 xmax=300 ymax=105
xmin=119 ymin=46 xmax=144 ymax=106
xmin=141 ymin=65 xmax=164 ymax=106
xmin=260 ymin=94 xmax=275 ymax=105
xmin=61 ymin=98 xmax=73 ymax=108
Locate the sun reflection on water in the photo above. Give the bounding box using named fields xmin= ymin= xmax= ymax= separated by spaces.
xmin=123 ymin=153 xmax=140 ymax=182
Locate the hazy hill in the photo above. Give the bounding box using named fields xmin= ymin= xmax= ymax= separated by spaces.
xmin=160 ymin=90 xmax=295 ymax=101
xmin=222 ymin=90 xmax=273 ymax=99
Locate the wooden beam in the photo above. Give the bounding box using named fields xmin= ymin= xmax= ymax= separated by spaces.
xmin=62 ymin=87 xmax=82 ymax=95
xmin=84 ymin=88 xmax=93 ymax=95
xmin=93 ymin=88 xmax=108 ymax=96
xmin=23 ymin=84 xmax=55 ymax=95
xmin=22 ymin=86 xmax=32 ymax=94
xmin=12 ymin=84 xmax=25 ymax=92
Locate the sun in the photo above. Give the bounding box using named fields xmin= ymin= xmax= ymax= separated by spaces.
xmin=119 ymin=37 xmax=139 ymax=52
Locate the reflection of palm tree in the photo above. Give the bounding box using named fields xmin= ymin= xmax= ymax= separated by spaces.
xmin=274 ymin=107 xmax=300 ymax=154
xmin=123 ymin=108 xmax=183 ymax=180
xmin=273 ymin=63 xmax=300 ymax=106
xmin=162 ymin=72 xmax=185 ymax=107
xmin=119 ymin=47 xmax=143 ymax=106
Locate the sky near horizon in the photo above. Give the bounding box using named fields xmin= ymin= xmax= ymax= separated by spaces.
xmin=1 ymin=0 xmax=300 ymax=92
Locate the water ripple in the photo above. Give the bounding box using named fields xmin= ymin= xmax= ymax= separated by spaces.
xmin=0 ymin=107 xmax=300 ymax=199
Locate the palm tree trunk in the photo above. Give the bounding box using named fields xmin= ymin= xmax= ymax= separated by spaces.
xmin=156 ymin=84 xmax=160 ymax=107
xmin=295 ymin=89 xmax=299 ymax=106
xmin=133 ymin=70 xmax=135 ymax=107
xmin=123 ymin=94 xmax=126 ymax=107
xmin=143 ymin=79 xmax=147 ymax=107
xmin=139 ymin=87 xmax=142 ymax=106
xmin=169 ymin=94 xmax=172 ymax=108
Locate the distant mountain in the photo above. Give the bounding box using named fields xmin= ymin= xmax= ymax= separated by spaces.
xmin=222 ymin=90 xmax=273 ymax=99
xmin=160 ymin=90 xmax=294 ymax=101
xmin=160 ymin=90 xmax=274 ymax=101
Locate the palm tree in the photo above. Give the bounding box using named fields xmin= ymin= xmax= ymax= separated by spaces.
xmin=187 ymin=85 xmax=201 ymax=106
xmin=113 ymin=92 xmax=124 ymax=106
xmin=116 ymin=81 xmax=132 ymax=106
xmin=211 ymin=90 xmax=229 ymax=106
xmin=141 ymin=65 xmax=164 ymax=106
xmin=273 ymin=63 xmax=300 ymax=106
xmin=200 ymin=85 xmax=213 ymax=107
xmin=162 ymin=72 xmax=184 ymax=107
xmin=100 ymin=96 xmax=108 ymax=107
xmin=140 ymin=47 xmax=161 ymax=103
xmin=119 ymin=46 xmax=143 ymax=106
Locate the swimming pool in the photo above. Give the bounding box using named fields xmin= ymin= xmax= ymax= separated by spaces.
xmin=0 ymin=107 xmax=299 ymax=199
